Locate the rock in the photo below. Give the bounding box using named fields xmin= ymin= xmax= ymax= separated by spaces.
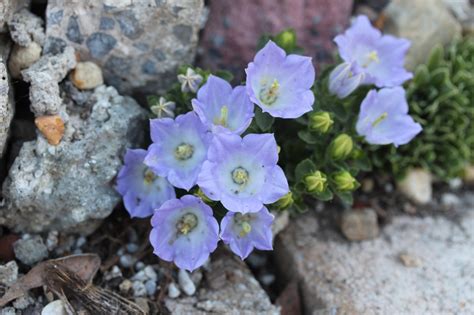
xmin=45 ymin=230 xmax=59 ymax=251
xmin=441 ymin=193 xmax=461 ymax=208
xmin=0 ymin=85 xmax=147 ymax=233
xmin=0 ymin=260 xmax=18 ymax=286
xmin=442 ymin=0 xmax=474 ymax=34
xmin=0 ymin=307 xmax=15 ymax=315
xmin=119 ymin=279 xmax=133 ymax=294
xmin=8 ymin=41 xmax=42 ymax=79
xmin=0 ymin=0 xmax=30 ymax=33
xmin=198 ymin=0 xmax=353 ymax=78
xmin=7 ymin=8 xmax=45 ymax=47
xmin=34 ymin=115 xmax=65 ymax=145
xmin=44 ymin=0 xmax=206 ymax=96
xmin=384 ymin=0 xmax=462 ymax=70
xmin=134 ymin=298 xmax=149 ymax=314
xmin=397 ymin=168 xmax=433 ymax=204
xmin=145 ymin=279 xmax=157 ymax=296
xmin=341 ymin=208 xmax=379 ymax=241
xmin=165 ymin=249 xmax=279 ymax=314
xmin=13 ymin=235 xmax=48 ymax=265
xmin=41 ymin=300 xmax=67 ymax=315
xmin=71 ymin=61 xmax=104 ymax=90
xmin=12 ymin=294 xmax=34 ymax=309
xmin=464 ymin=165 xmax=474 ymax=183
xmin=0 ymin=35 xmax=14 ymax=157
xmin=119 ymin=254 xmax=135 ymax=268
xmin=168 ymin=282 xmax=181 ymax=299
xmin=132 ymin=280 xmax=147 ymax=297
xmin=178 ymin=269 xmax=196 ymax=296
xmin=21 ymin=46 xmax=76 ymax=116
xmin=274 ymin=196 xmax=474 ymax=314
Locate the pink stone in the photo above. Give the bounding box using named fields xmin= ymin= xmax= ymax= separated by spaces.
xmin=198 ymin=0 xmax=353 ymax=78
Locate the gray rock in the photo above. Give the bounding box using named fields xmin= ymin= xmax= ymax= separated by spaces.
xmin=0 ymin=85 xmax=147 ymax=233
xmin=384 ymin=0 xmax=462 ymax=70
xmin=7 ymin=8 xmax=45 ymax=47
xmin=340 ymin=208 xmax=379 ymax=241
xmin=178 ymin=269 xmax=196 ymax=296
xmin=41 ymin=300 xmax=67 ymax=315
xmin=168 ymin=282 xmax=181 ymax=299
xmin=145 ymin=279 xmax=157 ymax=296
xmin=13 ymin=235 xmax=48 ymax=265
xmin=0 ymin=307 xmax=15 ymax=315
xmin=165 ymin=249 xmax=280 ymax=315
xmin=0 ymin=35 xmax=14 ymax=157
xmin=12 ymin=294 xmax=34 ymax=309
xmin=0 ymin=0 xmax=30 ymax=33
xmin=45 ymin=0 xmax=205 ymax=96
xmin=0 ymin=261 xmax=18 ymax=286
xmin=132 ymin=281 xmax=147 ymax=298
xmin=274 ymin=193 xmax=474 ymax=314
xmin=21 ymin=46 xmax=76 ymax=116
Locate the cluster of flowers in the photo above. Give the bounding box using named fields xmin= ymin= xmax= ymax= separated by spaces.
xmin=116 ymin=15 xmax=422 ymax=271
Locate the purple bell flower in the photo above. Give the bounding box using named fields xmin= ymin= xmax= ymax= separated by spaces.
xmin=356 ymin=87 xmax=422 ymax=146
xmin=245 ymin=41 xmax=315 ymax=119
xmin=328 ymin=62 xmax=365 ymax=98
xmin=192 ymin=75 xmax=254 ymax=135
xmin=150 ymin=195 xmax=219 ymax=271
xmin=220 ymin=206 xmax=274 ymax=260
xmin=197 ymin=132 xmax=289 ymax=213
xmin=334 ymin=15 xmax=413 ymax=87
xmin=144 ymin=112 xmax=212 ymax=191
xmin=116 ymin=149 xmax=176 ymax=218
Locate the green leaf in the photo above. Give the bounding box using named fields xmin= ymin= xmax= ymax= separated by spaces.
xmin=310 ymin=188 xmax=334 ymax=201
xmin=335 ymin=191 xmax=354 ymax=206
xmin=254 ymin=107 xmax=275 ymax=131
xmin=427 ymin=45 xmax=444 ymax=71
xmin=297 ymin=130 xmax=319 ymax=144
xmin=295 ymin=159 xmax=316 ymax=182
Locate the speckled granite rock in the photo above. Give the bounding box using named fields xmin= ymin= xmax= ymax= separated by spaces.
xmin=44 ymin=0 xmax=205 ymax=97
xmin=197 ymin=0 xmax=352 ymax=77
xmin=7 ymin=8 xmax=45 ymax=47
xmin=384 ymin=0 xmax=462 ymax=70
xmin=165 ymin=249 xmax=280 ymax=315
xmin=0 ymin=0 xmax=30 ymax=33
xmin=274 ymin=193 xmax=474 ymax=314
xmin=0 ymin=35 xmax=14 ymax=157
xmin=0 ymin=85 xmax=147 ymax=233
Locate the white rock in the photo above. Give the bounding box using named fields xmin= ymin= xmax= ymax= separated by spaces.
xmin=441 ymin=193 xmax=461 ymax=207
xmin=8 ymin=42 xmax=42 ymax=78
xmin=41 ymin=300 xmax=67 ymax=315
xmin=178 ymin=269 xmax=196 ymax=296
xmin=132 ymin=280 xmax=147 ymax=297
xmin=167 ymin=282 xmax=181 ymax=299
xmin=397 ymin=168 xmax=432 ymax=204
xmin=143 ymin=265 xmax=157 ymax=282
xmin=448 ymin=177 xmax=463 ymax=190
xmin=0 ymin=307 xmax=16 ymax=315
xmin=71 ymin=62 xmax=104 ymax=90
xmin=0 ymin=261 xmax=18 ymax=286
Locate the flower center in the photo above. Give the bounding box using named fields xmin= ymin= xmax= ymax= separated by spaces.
xmin=143 ymin=168 xmax=157 ymax=185
xmin=174 ymin=143 xmax=194 ymax=160
xmin=213 ymin=106 xmax=229 ymax=127
xmin=372 ymin=112 xmax=388 ymax=127
xmin=176 ymin=212 xmax=198 ymax=235
xmin=362 ymin=50 xmax=379 ymax=67
xmin=259 ymin=79 xmax=280 ymax=105
xmin=234 ymin=213 xmax=253 ymax=237
xmin=232 ymin=167 xmax=249 ymax=185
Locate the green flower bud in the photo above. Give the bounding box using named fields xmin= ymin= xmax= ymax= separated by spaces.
xmin=273 ymin=192 xmax=294 ymax=210
xmin=276 ymin=30 xmax=297 ymax=52
xmin=309 ymin=112 xmax=334 ymax=133
xmin=330 ymin=134 xmax=353 ymax=160
xmin=332 ymin=171 xmax=358 ymax=191
xmin=304 ymin=171 xmax=328 ymax=193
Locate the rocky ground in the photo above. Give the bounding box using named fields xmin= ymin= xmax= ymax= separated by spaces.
xmin=0 ymin=0 xmax=473 ymax=314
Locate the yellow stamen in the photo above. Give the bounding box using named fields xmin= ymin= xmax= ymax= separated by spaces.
xmin=214 ymin=106 xmax=229 ymax=127
xmin=143 ymin=169 xmax=157 ymax=185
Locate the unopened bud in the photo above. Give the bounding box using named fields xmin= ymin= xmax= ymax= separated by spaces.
xmin=333 ymin=171 xmax=358 ymax=191
xmin=305 ymin=171 xmax=328 ymax=193
xmin=309 ymin=112 xmax=334 ymax=134
xmin=330 ymin=134 xmax=353 ymax=160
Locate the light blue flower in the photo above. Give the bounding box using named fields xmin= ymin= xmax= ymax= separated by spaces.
xmin=328 ymin=62 xmax=365 ymax=98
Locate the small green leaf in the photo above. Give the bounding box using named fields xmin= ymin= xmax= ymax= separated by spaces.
xmin=297 ymin=130 xmax=319 ymax=144
xmin=254 ymin=107 xmax=275 ymax=131
xmin=295 ymin=159 xmax=316 ymax=182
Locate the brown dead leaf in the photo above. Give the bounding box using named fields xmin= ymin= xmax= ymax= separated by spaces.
xmin=0 ymin=254 xmax=100 ymax=307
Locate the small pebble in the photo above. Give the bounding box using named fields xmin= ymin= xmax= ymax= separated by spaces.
xmin=259 ymin=273 xmax=276 ymax=286
xmin=131 ymin=270 xmax=147 ymax=282
xmin=120 ymin=254 xmax=135 ymax=268
xmin=0 ymin=261 xmax=19 ymax=286
xmin=13 ymin=295 xmax=34 ymax=310
xmin=46 ymin=231 xmax=59 ymax=251
xmin=145 ymin=279 xmax=157 ymax=296
xmin=135 ymin=261 xmax=145 ymax=271
xmin=8 ymin=42 xmax=42 ymax=78
xmin=104 ymin=265 xmax=122 ymax=281
xmin=341 ymin=208 xmax=379 ymax=241
xmin=167 ymin=282 xmax=181 ymax=298
xmin=132 ymin=281 xmax=147 ymax=297
xmin=13 ymin=235 xmax=48 ymax=265
xmin=117 ymin=248 xmax=125 ymax=256
xmin=34 ymin=115 xmax=65 ymax=146
xmin=41 ymin=300 xmax=67 ymax=315
xmin=119 ymin=279 xmax=133 ymax=294
xmin=75 ymin=236 xmax=87 ymax=249
xmin=0 ymin=307 xmax=16 ymax=315
xmin=126 ymin=243 xmax=139 ymax=253
xmin=399 ymin=253 xmax=422 ymax=268
xmin=71 ymin=61 xmax=104 ymax=90
xmin=448 ymin=178 xmax=463 ymax=190
xmin=441 ymin=193 xmax=461 ymax=208
xmin=144 ymin=266 xmax=158 ymax=282
xmin=178 ymin=269 xmax=196 ymax=296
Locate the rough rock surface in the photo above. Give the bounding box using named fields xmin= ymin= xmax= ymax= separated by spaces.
xmin=165 ymin=249 xmax=280 ymax=315
xmin=397 ymin=168 xmax=433 ymax=205
xmin=0 ymin=35 xmax=14 ymax=157
xmin=0 ymin=0 xmax=30 ymax=33
xmin=7 ymin=8 xmax=45 ymax=47
xmin=13 ymin=235 xmax=48 ymax=265
xmin=44 ymin=0 xmax=205 ymax=97
xmin=384 ymin=0 xmax=462 ymax=70
xmin=0 ymin=85 xmax=147 ymax=233
xmin=198 ymin=0 xmax=353 ymax=77
xmin=275 ymin=193 xmax=474 ymax=314
xmin=21 ymin=46 xmax=76 ymax=115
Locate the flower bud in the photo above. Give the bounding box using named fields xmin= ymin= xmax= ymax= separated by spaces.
xmin=328 ymin=62 xmax=364 ymax=99
xmin=273 ymin=192 xmax=294 ymax=210
xmin=304 ymin=171 xmax=328 ymax=193
xmin=309 ymin=112 xmax=334 ymax=134
xmin=330 ymin=134 xmax=353 ymax=160
xmin=276 ymin=30 xmax=297 ymax=52
xmin=332 ymin=171 xmax=358 ymax=191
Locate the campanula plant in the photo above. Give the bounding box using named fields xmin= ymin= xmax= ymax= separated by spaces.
xmin=116 ymin=15 xmax=422 ymax=270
